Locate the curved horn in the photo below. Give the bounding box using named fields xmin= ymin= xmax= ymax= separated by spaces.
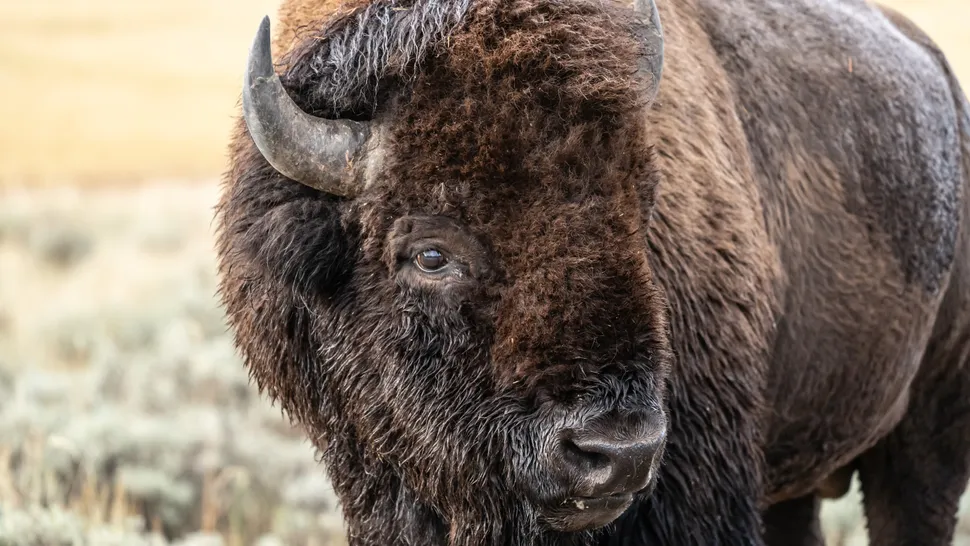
xmin=242 ymin=16 xmax=370 ymax=197
xmin=632 ymin=0 xmax=665 ymax=102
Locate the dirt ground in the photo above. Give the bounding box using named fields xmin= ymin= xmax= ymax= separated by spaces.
xmin=1 ymin=0 xmax=969 ymax=544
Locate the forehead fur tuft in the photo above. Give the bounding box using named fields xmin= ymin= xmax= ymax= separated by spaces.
xmin=279 ymin=0 xmax=473 ymax=118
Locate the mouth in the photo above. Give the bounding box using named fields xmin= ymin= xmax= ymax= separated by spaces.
xmin=543 ymin=493 xmax=635 ymax=532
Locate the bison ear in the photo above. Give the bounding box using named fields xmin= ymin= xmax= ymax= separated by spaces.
xmin=632 ymin=0 xmax=664 ymax=103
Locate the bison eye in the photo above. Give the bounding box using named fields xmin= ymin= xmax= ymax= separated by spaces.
xmin=414 ymin=248 xmax=448 ymax=273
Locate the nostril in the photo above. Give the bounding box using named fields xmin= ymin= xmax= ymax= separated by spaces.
xmin=560 ymin=436 xmax=612 ymax=472
xmin=571 ymin=435 xmax=660 ymax=464
xmin=551 ymin=420 xmax=666 ymax=497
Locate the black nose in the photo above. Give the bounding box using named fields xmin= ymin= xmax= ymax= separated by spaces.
xmin=551 ymin=413 xmax=665 ymax=498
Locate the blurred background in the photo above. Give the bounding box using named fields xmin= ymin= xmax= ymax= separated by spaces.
xmin=0 ymin=0 xmax=967 ymax=544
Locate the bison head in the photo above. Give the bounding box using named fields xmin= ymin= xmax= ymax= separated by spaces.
xmin=217 ymin=0 xmax=670 ymax=542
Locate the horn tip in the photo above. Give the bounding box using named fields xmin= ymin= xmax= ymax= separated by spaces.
xmin=248 ymin=15 xmax=274 ymax=79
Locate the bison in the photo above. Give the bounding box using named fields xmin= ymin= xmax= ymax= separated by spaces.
xmin=214 ymin=0 xmax=970 ymax=543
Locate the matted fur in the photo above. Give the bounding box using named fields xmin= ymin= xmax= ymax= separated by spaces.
xmin=215 ymin=0 xmax=970 ymax=544
xmin=278 ymin=0 xmax=473 ymax=117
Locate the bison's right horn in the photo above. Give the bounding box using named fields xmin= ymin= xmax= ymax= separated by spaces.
xmin=632 ymin=0 xmax=664 ymax=103
xmin=242 ymin=16 xmax=370 ymax=197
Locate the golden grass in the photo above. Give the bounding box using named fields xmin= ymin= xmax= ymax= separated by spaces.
xmin=0 ymin=0 xmax=279 ymax=186
xmin=0 ymin=434 xmax=293 ymax=545
xmin=885 ymin=0 xmax=970 ymax=82
xmin=0 ymin=0 xmax=967 ymax=185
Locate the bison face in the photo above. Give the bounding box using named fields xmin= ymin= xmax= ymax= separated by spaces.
xmin=220 ymin=1 xmax=669 ymax=542
xmin=366 ymin=208 xmax=671 ymax=534
xmin=276 ymin=192 xmax=673 ymax=537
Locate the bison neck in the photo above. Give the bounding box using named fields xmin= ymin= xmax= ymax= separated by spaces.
xmin=640 ymin=0 xmax=962 ymax=510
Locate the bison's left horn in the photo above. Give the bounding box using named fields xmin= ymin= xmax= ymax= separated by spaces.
xmin=242 ymin=16 xmax=370 ymax=197
xmin=632 ymin=0 xmax=665 ymax=102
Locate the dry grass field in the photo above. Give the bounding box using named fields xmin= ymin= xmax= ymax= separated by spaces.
xmin=0 ymin=0 xmax=278 ymax=185
xmin=0 ymin=0 xmax=968 ymax=544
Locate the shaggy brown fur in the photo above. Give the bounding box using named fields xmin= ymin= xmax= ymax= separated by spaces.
xmin=215 ymin=0 xmax=970 ymax=543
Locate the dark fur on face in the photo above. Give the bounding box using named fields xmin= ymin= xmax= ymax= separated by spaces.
xmin=217 ymin=0 xmax=671 ymax=543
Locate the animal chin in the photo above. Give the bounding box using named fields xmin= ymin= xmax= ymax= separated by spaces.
xmin=541 ymin=493 xmax=635 ymax=532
